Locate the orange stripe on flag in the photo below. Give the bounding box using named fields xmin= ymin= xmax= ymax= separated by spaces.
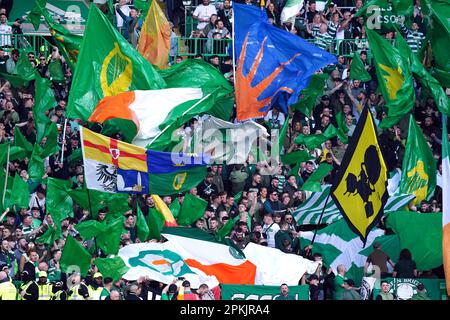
xmin=89 ymin=91 xmax=140 ymax=131
xmin=185 ymin=259 xmax=256 ymax=285
xmin=152 ymin=259 xmax=170 ymax=266
xmin=444 ymin=223 xmax=450 ymax=295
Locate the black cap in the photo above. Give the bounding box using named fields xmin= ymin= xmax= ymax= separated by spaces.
xmin=322 ymin=95 xmax=330 ymax=100
xmin=182 ymin=280 xmax=191 ymax=288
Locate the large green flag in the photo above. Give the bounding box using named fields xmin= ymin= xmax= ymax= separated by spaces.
xmin=399 ymin=115 xmax=436 ymax=205
xmin=67 ymin=5 xmax=166 ymax=121
xmin=68 ymin=188 xmax=129 ymax=218
xmin=94 ymin=256 xmax=130 ymax=282
xmin=290 ymin=73 xmax=327 ymax=117
xmin=48 ymin=59 xmax=65 ymax=83
xmin=169 ymin=198 xmax=180 ymax=219
xmin=40 ymin=122 xmax=60 ymax=159
xmin=60 ymin=235 xmax=92 ymax=276
xmin=36 ymin=223 xmax=62 ymax=246
xmin=366 ymin=29 xmax=415 ymax=128
xmin=394 ymin=32 xmax=449 ymax=116
xmin=387 ymin=211 xmax=442 ymax=270
xmin=14 ymin=128 xmax=33 ymax=157
xmin=28 ymin=0 xmax=47 ymax=31
xmin=75 ymin=220 xmax=108 ymax=240
xmin=14 ymin=50 xmax=38 ymax=82
xmin=176 ymin=194 xmax=208 ymax=226
xmin=280 ymin=150 xmax=315 ymax=165
xmin=46 ymin=178 xmax=74 ymax=223
xmin=294 ymin=125 xmax=338 ymax=150
xmin=216 ymin=218 xmax=235 ymax=242
xmin=96 ymin=216 xmax=125 ymax=255
xmin=349 ymin=52 xmax=371 ymax=82
xmin=10 ymin=174 xmax=30 ymax=210
xmin=136 ymin=205 xmax=149 ymax=242
xmin=0 ymin=144 xmax=27 ymax=166
xmin=34 ymin=76 xmax=57 ymax=143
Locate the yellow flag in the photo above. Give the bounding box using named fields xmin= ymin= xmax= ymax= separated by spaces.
xmin=330 ymin=107 xmax=388 ymax=242
xmin=137 ymin=0 xmax=171 ymax=68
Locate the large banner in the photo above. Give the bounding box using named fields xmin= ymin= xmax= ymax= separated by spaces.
xmin=221 ymin=285 xmax=310 ymax=300
xmin=9 ymin=0 xmax=89 ymax=34
xmin=372 ymin=278 xmax=446 ymax=300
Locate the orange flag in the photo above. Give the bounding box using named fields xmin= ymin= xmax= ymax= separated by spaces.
xmin=137 ymin=0 xmax=171 ymax=68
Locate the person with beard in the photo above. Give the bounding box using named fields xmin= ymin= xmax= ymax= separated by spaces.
xmin=217 ymin=0 xmax=233 ymax=32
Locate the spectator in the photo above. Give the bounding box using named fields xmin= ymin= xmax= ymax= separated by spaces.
xmin=261 ymin=212 xmax=280 ymax=248
xmin=375 ymin=281 xmax=396 ymax=300
xmin=411 ymin=283 xmax=430 ymax=300
xmin=0 ymin=13 xmax=11 ymax=47
xmin=197 ymin=283 xmax=215 ymax=300
xmin=400 ymin=22 xmax=425 ymax=55
xmin=5 ymin=49 xmax=18 ymax=74
xmin=193 ymin=0 xmax=218 ymax=31
xmin=392 ymin=249 xmax=418 ymax=278
xmin=333 ymin=264 xmax=347 ymax=300
xmin=364 ymin=242 xmax=396 ymax=278
xmin=274 ymin=283 xmax=295 ymax=300
xmin=217 ymin=0 xmax=233 ymax=32
xmin=342 ymin=279 xmax=361 ymax=300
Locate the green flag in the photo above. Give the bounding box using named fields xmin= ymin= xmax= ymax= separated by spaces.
xmin=10 ymin=174 xmax=30 ymax=209
xmin=40 ymin=122 xmax=60 ymax=159
xmin=301 ymin=163 xmax=333 ymax=192
xmin=28 ymin=144 xmax=45 ymax=180
xmin=67 ymin=5 xmax=166 ymax=120
xmin=336 ymin=112 xmax=349 ymax=144
xmin=0 ymin=144 xmax=27 ymax=166
xmin=366 ymin=28 xmax=415 ymax=128
xmin=14 ymin=50 xmax=38 ymax=82
xmin=216 ymin=218 xmax=235 ymax=241
xmin=46 ymin=178 xmax=74 ymax=223
xmin=34 ymin=76 xmax=57 ymax=143
xmin=96 ymin=216 xmax=125 ymax=255
xmin=387 ymin=211 xmax=442 ymax=270
xmin=394 ymin=31 xmax=449 ymax=116
xmin=281 ymin=150 xmax=315 ymax=165
xmin=60 ymin=235 xmax=92 ymax=276
xmin=28 ymin=0 xmax=46 ymax=31
xmin=0 ymin=73 xmax=32 ymax=88
xmin=75 ymin=220 xmax=108 ymax=240
xmin=349 ymin=52 xmax=371 ymax=82
xmin=36 ymin=223 xmax=62 ymax=245
xmin=133 ymin=0 xmax=151 ymax=14
xmin=290 ymin=73 xmax=327 ymax=117
xmin=68 ymin=188 xmax=129 ymax=218
xmin=147 ymin=207 xmax=165 ymax=240
xmin=399 ymin=115 xmax=436 ymax=205
xmin=94 ymin=257 xmax=130 ymax=282
xmin=428 ymin=1 xmax=450 ymax=87
xmin=48 ymin=59 xmax=65 ymax=83
xmin=169 ymin=198 xmax=180 ymax=219
xmin=14 ymin=128 xmax=33 ymax=156
xmin=177 ymin=194 xmax=208 ymax=226
xmin=278 ymin=115 xmax=290 ymax=154
xmin=294 ymin=125 xmax=338 ymax=150
xmin=136 ymin=205 xmax=149 ymax=242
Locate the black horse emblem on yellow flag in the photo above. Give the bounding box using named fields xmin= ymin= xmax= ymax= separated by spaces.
xmin=331 ymin=107 xmax=388 ymax=243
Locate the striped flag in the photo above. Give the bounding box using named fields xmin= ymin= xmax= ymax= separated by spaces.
xmin=292 ymin=185 xmax=416 ymax=225
xmin=281 ymin=0 xmax=304 ymax=24
xmin=442 ymin=115 xmax=450 ymax=295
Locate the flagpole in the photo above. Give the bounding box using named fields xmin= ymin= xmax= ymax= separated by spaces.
xmin=231 ymin=5 xmax=236 ymax=89
xmin=147 ymin=93 xmax=212 ymax=147
xmin=309 ymin=190 xmax=332 ymax=246
xmin=60 ymin=118 xmax=68 ymax=163
xmin=2 ymin=143 xmax=10 ymax=208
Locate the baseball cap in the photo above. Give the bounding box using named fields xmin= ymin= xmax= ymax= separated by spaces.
xmin=38 ymin=271 xmax=48 ymax=278
xmin=93 ymin=272 xmax=103 ymax=278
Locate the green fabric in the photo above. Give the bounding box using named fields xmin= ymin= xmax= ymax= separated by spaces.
xmin=75 ymin=220 xmax=108 ymax=240
xmin=290 ymin=73 xmax=327 ymax=117
xmin=36 ymin=223 xmax=62 ymax=245
xmin=10 ymin=174 xmax=30 ymax=209
xmin=14 ymin=128 xmax=33 ymax=157
xmin=399 ymin=116 xmax=436 ymax=204
xmin=34 ymin=76 xmax=56 ymax=143
xmin=169 ymin=198 xmax=180 ymax=219
xmin=177 ymin=194 xmax=208 ymax=226
xmin=48 ymin=59 xmax=65 ymax=82
xmin=94 ymin=257 xmax=130 ymax=282
xmin=295 ymin=125 xmax=338 ymax=150
xmin=60 ymin=235 xmax=92 ymax=276
xmin=280 ymin=150 xmax=314 ymax=165
xmin=335 ymin=112 xmax=349 ymax=144
xmin=394 ymin=31 xmax=449 ymax=116
xmin=96 ymin=216 xmax=125 ymax=255
xmin=301 ymin=163 xmax=333 ymax=192
xmin=278 ymin=114 xmax=290 ymax=154
xmin=221 ymin=284 xmax=310 ymax=300
xmin=68 ymin=188 xmax=129 ymax=218
xmin=0 ymin=73 xmax=31 ymax=88
xmin=215 ymin=217 xmax=234 ymax=241
xmin=136 ymin=205 xmax=150 ymax=242
xmin=46 ymin=178 xmax=74 ymax=222
xmin=28 ymin=0 xmax=47 ymax=31
xmin=66 ymin=5 xmax=165 ymax=120
xmin=147 ymin=206 xmax=165 ymax=240
xmin=148 ymin=166 xmax=208 ymax=196
xmin=28 ymin=144 xmax=45 ymax=180
xmin=350 ymin=52 xmax=371 ymax=82
xmin=0 ymin=143 xmax=27 ymax=166
xmin=40 ymin=122 xmax=60 ymax=159
xmin=14 ymin=50 xmax=38 ymax=82
xmin=386 ymin=211 xmax=442 ymax=270
xmin=366 ymin=29 xmax=415 ymax=128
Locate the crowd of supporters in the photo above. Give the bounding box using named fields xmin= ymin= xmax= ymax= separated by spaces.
xmin=0 ymin=0 xmax=447 ymax=300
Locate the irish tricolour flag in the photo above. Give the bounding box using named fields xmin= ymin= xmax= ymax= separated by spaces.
xmin=442 ymin=116 xmax=450 ymax=295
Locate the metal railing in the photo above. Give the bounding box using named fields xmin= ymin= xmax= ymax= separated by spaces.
xmin=1 ymin=34 xmax=53 ymax=57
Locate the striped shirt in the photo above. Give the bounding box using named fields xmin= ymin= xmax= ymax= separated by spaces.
xmin=314 ymin=32 xmax=334 ymax=51
xmin=327 ymin=21 xmax=339 ymax=39
xmin=400 ymin=25 xmax=425 ymax=54
xmin=311 ymin=23 xmax=321 ymax=38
